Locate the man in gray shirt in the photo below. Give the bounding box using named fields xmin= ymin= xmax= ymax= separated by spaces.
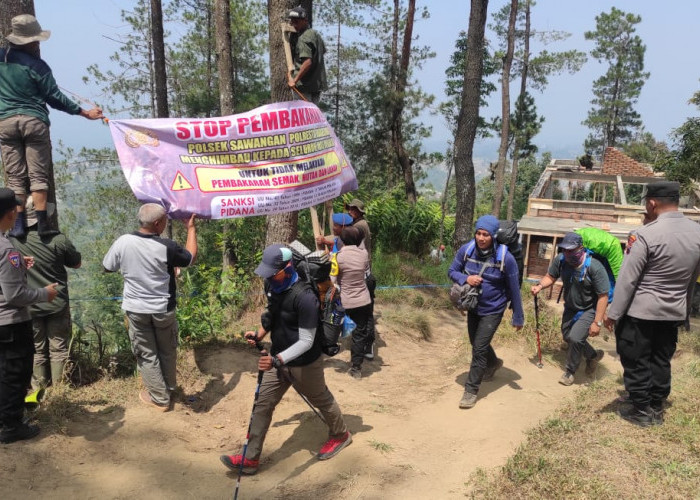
xmin=103 ymin=204 xmax=197 ymax=411
xmin=605 ymin=181 xmax=700 ymax=427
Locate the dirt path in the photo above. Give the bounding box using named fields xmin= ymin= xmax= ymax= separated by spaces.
xmin=1 ymin=301 xmax=621 ymax=499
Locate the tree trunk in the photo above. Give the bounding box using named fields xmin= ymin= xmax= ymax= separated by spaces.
xmin=264 ymin=0 xmax=311 ymax=245
xmin=492 ymin=0 xmax=517 ymax=217
xmin=506 ymin=0 xmax=529 ymax=220
xmin=453 ymin=0 xmax=488 ymax=248
xmin=391 ymin=0 xmax=417 ymax=204
xmin=150 ymin=0 xmax=169 ymax=118
xmin=215 ymin=0 xmax=236 ymax=269
xmin=439 ymin=155 xmax=454 ymax=247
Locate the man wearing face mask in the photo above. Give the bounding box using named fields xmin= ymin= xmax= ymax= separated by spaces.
xmin=531 ymin=232 xmax=609 ymax=386
xmin=604 ymin=182 xmax=700 ymax=427
xmin=220 ymin=244 xmax=350 ymax=475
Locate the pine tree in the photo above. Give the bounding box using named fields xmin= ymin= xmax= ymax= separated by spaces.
xmin=583 ymin=7 xmax=649 ymax=157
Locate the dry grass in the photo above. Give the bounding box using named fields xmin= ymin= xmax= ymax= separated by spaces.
xmin=467 ymin=326 xmax=700 ymax=500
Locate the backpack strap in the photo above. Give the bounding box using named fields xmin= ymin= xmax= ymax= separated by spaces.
xmin=464 ymin=240 xmax=506 ymax=274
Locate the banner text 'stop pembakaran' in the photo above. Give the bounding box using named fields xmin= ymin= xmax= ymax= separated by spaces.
xmin=108 ymin=101 xmax=358 ymax=219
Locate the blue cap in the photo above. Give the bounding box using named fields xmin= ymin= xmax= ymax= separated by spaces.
xmin=254 ymin=244 xmax=293 ymax=278
xmin=558 ymin=232 xmax=583 ymax=250
xmin=332 ymin=213 xmax=354 ymax=226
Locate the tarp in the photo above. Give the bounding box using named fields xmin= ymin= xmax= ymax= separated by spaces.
xmin=108 ymin=101 xmax=357 ymax=219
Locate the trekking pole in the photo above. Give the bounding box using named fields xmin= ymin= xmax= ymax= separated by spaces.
xmin=233 ymin=338 xmax=267 ymax=500
xmin=534 ymin=295 xmax=543 ymax=368
xmin=252 ymin=340 xmax=326 ymax=424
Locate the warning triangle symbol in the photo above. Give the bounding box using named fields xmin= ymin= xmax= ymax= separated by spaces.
xmin=171 ymin=171 xmax=194 ymax=191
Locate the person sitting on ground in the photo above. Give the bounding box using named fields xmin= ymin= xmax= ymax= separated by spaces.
xmin=430 ymin=244 xmax=446 ymax=263
xmin=332 ymin=226 xmax=372 ymax=379
xmin=220 ymin=244 xmax=351 ymax=475
xmin=448 ymin=215 xmax=524 ymax=409
xmin=531 ymin=232 xmax=609 ymax=387
xmin=0 ymin=14 xmax=104 ymax=237
xmin=9 ymin=196 xmax=81 ymax=389
xmin=0 ymin=187 xmax=58 ymax=444
xmin=103 ymin=204 xmax=197 ymax=412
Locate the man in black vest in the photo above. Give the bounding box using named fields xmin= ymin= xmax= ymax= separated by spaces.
xmin=220 ymin=244 xmax=351 ymax=475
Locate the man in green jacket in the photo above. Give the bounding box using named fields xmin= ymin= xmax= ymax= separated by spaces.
xmin=0 ymin=14 xmax=103 ymax=237
xmin=286 ymin=6 xmax=327 ymax=104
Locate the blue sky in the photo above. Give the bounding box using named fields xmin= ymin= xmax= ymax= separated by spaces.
xmin=34 ymin=0 xmax=700 ymax=162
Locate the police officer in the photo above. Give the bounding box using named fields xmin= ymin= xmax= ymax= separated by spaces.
xmin=0 ymin=188 xmax=57 ymax=444
xmin=605 ymin=181 xmax=700 ymax=427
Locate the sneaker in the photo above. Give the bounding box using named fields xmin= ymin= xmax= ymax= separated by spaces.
xmin=0 ymin=423 xmax=40 ymax=444
xmin=348 ymin=366 xmax=362 ymax=380
xmin=483 ymin=358 xmax=504 ymax=381
xmin=585 ymin=349 xmax=605 ymax=376
xmin=618 ymin=406 xmax=654 ymax=427
xmin=459 ymin=390 xmax=478 ymax=409
xmin=558 ymin=372 xmax=574 ymax=386
xmin=364 ymin=343 xmax=375 ymax=360
xmin=139 ymin=390 xmax=169 ymax=412
xmin=219 ymin=454 xmax=259 ymax=474
xmin=318 ymin=431 xmax=352 ymax=460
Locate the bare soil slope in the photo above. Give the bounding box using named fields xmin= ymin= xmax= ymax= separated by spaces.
xmin=1 ymin=299 xmax=619 ymax=499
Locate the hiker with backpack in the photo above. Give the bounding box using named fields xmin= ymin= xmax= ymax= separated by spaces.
xmin=531 ymin=232 xmax=609 ymax=386
xmin=331 ymin=226 xmax=371 ymax=379
xmin=448 ymin=215 xmax=524 ymax=409
xmin=220 ymin=244 xmax=351 ymax=475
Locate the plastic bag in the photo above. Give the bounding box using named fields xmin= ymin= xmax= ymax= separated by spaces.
xmin=341 ymin=315 xmax=356 ymax=338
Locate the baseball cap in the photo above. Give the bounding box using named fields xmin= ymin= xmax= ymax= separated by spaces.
xmin=332 ymin=213 xmax=353 ymax=226
xmin=558 ymin=232 xmax=583 ymax=250
xmin=287 ymin=6 xmax=307 ymax=19
xmin=254 ymin=244 xmax=293 ymax=278
xmin=0 ymin=188 xmax=22 ymax=213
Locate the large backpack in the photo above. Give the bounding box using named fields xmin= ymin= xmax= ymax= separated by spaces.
xmin=496 ymin=220 xmax=524 ymax=286
xmin=573 ymin=228 xmax=622 ymax=303
xmin=285 ymin=240 xmax=345 ymax=356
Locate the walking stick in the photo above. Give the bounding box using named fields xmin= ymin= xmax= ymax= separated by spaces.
xmin=252 ymin=340 xmax=326 ymax=424
xmin=233 ymin=341 xmax=266 ymax=500
xmin=534 ymin=295 xmax=543 ymax=368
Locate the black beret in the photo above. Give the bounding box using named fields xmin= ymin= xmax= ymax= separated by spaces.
xmin=644 ymin=181 xmax=680 ymax=200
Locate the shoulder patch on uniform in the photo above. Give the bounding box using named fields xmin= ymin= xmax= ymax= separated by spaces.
xmin=8 ymin=251 xmax=21 ymax=268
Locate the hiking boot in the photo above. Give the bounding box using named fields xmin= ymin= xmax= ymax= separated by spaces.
xmin=585 ymin=349 xmax=605 ymax=376
xmin=651 ymin=408 xmax=664 ymax=426
xmin=560 ymin=341 xmax=569 ymax=352
xmin=318 ymin=431 xmax=352 ymax=460
xmin=139 ymin=390 xmax=169 ymax=412
xmin=0 ymin=423 xmax=40 ymax=444
xmin=364 ymin=342 xmax=375 ymax=360
xmin=558 ymin=372 xmax=574 ymax=386
xmin=618 ymin=406 xmax=654 ymax=428
xmin=616 ymin=391 xmax=630 ymax=403
xmin=459 ymin=390 xmax=478 ymax=409
xmin=483 ymin=358 xmax=504 ymax=381
xmin=220 ymin=454 xmax=259 ymax=474
xmin=348 ymin=366 xmax=362 ymax=380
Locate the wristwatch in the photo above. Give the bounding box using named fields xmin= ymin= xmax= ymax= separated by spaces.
xmin=595 ymin=320 xmax=603 ymax=327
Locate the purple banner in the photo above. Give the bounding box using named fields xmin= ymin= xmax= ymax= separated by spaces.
xmin=108 ymin=101 xmax=357 ymax=219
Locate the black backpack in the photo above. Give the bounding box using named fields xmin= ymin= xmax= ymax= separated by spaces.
xmin=496 ymin=220 xmax=524 ymax=286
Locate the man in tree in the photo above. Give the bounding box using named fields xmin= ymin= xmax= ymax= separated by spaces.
xmin=103 ymin=204 xmax=197 ymax=412
xmin=531 ymin=232 xmax=608 ymax=386
xmin=286 ymin=6 xmax=327 ymax=104
xmin=0 ymin=15 xmax=104 ymax=237
xmin=9 ymin=196 xmax=81 ymax=389
xmin=0 ymin=187 xmax=58 ymax=444
xmin=605 ymin=182 xmax=700 ymax=427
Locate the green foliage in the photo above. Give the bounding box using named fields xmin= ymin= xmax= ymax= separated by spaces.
xmin=654 ymin=93 xmax=700 ymax=187
xmin=583 ymin=7 xmax=650 ymax=155
xmin=354 ymin=189 xmax=454 ymax=255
